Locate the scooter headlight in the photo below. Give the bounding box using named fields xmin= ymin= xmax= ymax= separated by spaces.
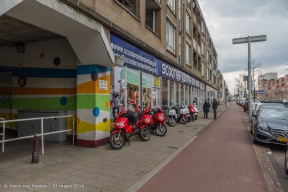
xmin=116 ymin=122 xmax=124 ymax=126
xmin=144 ymin=118 xmax=150 ymax=123
xmin=169 ymin=109 xmax=176 ymax=115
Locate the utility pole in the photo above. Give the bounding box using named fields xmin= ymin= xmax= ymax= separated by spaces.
xmin=233 ymin=35 xmax=267 ymax=122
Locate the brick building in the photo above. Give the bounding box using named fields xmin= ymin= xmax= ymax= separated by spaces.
xmin=0 ymin=0 xmax=221 ymax=147
xmin=258 ymin=74 xmax=288 ymax=100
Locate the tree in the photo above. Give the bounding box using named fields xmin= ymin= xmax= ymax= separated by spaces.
xmin=245 ymin=60 xmax=262 ymax=101
xmin=234 ymin=71 xmax=247 ymax=97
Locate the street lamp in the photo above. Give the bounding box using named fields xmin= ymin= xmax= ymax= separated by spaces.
xmin=232 ymin=35 xmax=267 ymax=122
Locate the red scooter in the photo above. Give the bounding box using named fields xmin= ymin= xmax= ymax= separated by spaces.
xmin=109 ymin=108 xmax=152 ymax=150
xmin=188 ymin=104 xmax=196 ymax=122
xmin=150 ymin=107 xmax=167 ymax=136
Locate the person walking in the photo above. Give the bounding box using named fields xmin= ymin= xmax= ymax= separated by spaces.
xmin=203 ymin=99 xmax=210 ymax=118
xmin=212 ymin=98 xmax=218 ymax=119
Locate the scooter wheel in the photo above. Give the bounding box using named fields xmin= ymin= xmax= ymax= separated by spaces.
xmin=139 ymin=127 xmax=150 ymax=141
xmin=156 ymin=123 xmax=167 ymax=136
xmin=109 ymin=133 xmax=125 ymax=150
xmin=168 ymin=118 xmax=176 ymax=127
xmin=180 ymin=116 xmax=187 ymax=124
xmin=187 ymin=116 xmax=192 ymax=123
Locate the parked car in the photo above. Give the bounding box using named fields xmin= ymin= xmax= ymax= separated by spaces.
xmin=251 ymin=107 xmax=288 ymax=145
xmin=256 ymin=102 xmax=285 ymax=114
xmin=285 ymin=142 xmax=288 ymax=174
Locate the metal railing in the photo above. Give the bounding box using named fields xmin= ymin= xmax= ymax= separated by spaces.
xmin=0 ymin=118 xmax=4 ymax=135
xmin=0 ymin=115 xmax=75 ymax=155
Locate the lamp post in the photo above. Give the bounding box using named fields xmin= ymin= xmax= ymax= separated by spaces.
xmin=233 ymin=35 xmax=267 ymax=122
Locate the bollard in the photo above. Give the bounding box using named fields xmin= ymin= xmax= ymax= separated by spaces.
xmin=31 ymin=135 xmax=40 ymax=164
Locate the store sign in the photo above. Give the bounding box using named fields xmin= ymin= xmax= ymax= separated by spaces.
xmin=160 ymin=63 xmax=205 ymax=90
xmin=110 ymin=34 xmax=157 ymax=74
xmin=110 ymin=34 xmax=206 ymax=90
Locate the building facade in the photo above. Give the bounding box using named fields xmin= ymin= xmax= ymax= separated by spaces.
xmin=258 ymin=72 xmax=278 ymax=81
xmin=0 ymin=0 xmax=220 ymax=147
xmin=258 ymin=74 xmax=288 ymax=100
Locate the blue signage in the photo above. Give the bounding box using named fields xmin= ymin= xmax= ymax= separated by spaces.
xmin=110 ymin=34 xmax=205 ymax=90
xmin=259 ymin=90 xmax=264 ymax=95
xmin=110 ymin=34 xmax=157 ymax=74
xmin=225 ymin=92 xmax=228 ymax=96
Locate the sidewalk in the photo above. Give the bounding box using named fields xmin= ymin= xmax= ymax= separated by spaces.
xmin=0 ymin=104 xmax=229 ymax=192
xmin=137 ymin=102 xmax=267 ymax=192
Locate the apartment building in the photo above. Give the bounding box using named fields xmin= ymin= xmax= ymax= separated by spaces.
xmin=258 ymin=72 xmax=278 ymax=81
xmin=0 ymin=0 xmax=220 ymax=147
xmin=258 ymin=74 xmax=288 ymax=100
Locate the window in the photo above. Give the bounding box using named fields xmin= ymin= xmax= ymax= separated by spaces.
xmin=146 ymin=10 xmax=156 ymax=31
xmin=167 ymin=0 xmax=175 ymax=13
xmin=207 ymin=67 xmax=210 ymax=80
xmin=178 ymin=0 xmax=181 ymax=29
xmin=186 ymin=42 xmax=191 ymax=65
xmin=178 ymin=35 xmax=182 ymax=65
xmin=166 ymin=19 xmax=176 ymax=54
xmin=186 ymin=11 xmax=191 ymax=34
xmin=116 ymin=0 xmax=139 ymax=18
xmin=201 ymin=61 xmax=205 ymax=77
xmin=206 ymin=51 xmax=209 ymax=62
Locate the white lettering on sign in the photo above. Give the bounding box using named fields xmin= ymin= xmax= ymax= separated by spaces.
xmin=161 ymin=63 xmax=204 ymax=89
xmin=99 ymin=80 xmax=108 ymax=90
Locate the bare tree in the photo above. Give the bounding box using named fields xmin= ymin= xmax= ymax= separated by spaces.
xmin=245 ymin=60 xmax=262 ymax=101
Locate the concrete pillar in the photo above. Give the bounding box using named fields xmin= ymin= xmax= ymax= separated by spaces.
xmin=76 ymin=65 xmax=111 ymax=147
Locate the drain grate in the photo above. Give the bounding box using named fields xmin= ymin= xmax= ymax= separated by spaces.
xmin=168 ymin=146 xmax=178 ymax=149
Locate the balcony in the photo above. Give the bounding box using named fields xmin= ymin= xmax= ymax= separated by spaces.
xmin=146 ymin=0 xmax=161 ymax=10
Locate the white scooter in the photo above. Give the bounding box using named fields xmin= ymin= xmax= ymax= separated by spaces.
xmin=193 ymin=103 xmax=198 ymax=120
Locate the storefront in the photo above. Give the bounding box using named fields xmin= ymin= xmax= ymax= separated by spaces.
xmin=110 ymin=34 xmax=206 ymax=117
xmin=206 ymin=85 xmax=218 ymax=102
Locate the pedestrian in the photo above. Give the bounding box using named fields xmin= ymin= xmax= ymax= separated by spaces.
xmin=203 ymin=99 xmax=210 ymax=118
xmin=212 ymin=98 xmax=218 ymax=119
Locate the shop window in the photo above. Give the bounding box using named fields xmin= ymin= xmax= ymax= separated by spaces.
xmin=115 ymin=0 xmax=140 ymax=18
xmin=166 ymin=18 xmax=176 ymax=54
xmin=126 ymin=68 xmax=140 ymax=111
xmin=142 ymin=72 xmax=152 ymax=109
xmin=170 ymin=81 xmax=175 ymax=106
xmin=175 ymin=82 xmax=180 ymax=105
xmin=162 ymin=78 xmax=168 ymax=109
xmin=181 ymin=84 xmax=184 ymax=104
xmin=185 ymin=85 xmax=189 ymax=104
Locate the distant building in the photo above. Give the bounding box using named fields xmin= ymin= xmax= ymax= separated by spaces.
xmin=258 ymin=74 xmax=288 ymax=100
xmin=258 ymin=72 xmax=278 ymax=81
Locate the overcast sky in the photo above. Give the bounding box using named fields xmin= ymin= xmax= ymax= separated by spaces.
xmin=198 ymin=0 xmax=288 ymax=94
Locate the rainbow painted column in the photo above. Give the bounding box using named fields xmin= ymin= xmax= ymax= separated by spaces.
xmin=76 ymin=65 xmax=111 ymax=147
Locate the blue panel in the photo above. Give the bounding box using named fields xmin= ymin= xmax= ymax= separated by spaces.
xmin=77 ymin=65 xmax=110 ymax=75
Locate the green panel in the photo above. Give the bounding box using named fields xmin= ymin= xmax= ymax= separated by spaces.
xmin=120 ymin=69 xmax=150 ymax=87
xmin=77 ymin=94 xmax=110 ymax=111
xmin=12 ymin=97 xmax=76 ymax=111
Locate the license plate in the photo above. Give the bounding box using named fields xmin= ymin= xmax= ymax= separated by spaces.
xmin=278 ymin=137 xmax=288 ymax=142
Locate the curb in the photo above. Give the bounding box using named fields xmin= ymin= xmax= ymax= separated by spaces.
xmin=125 ymin=104 xmax=230 ymax=192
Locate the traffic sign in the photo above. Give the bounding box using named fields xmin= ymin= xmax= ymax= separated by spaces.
xmin=258 ymin=90 xmax=264 ymax=95
xmin=225 ymin=92 xmax=228 ymax=97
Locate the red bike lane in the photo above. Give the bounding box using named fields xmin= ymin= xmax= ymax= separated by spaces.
xmin=138 ymin=103 xmax=267 ymax=192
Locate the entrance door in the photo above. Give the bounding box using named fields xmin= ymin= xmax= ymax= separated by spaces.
xmin=0 ymin=72 xmax=12 ymax=128
xmin=152 ymin=88 xmax=159 ymax=108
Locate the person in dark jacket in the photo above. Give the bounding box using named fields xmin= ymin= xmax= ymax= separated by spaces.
xmin=212 ymin=98 xmax=218 ymax=119
xmin=203 ymin=99 xmax=210 ymax=118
